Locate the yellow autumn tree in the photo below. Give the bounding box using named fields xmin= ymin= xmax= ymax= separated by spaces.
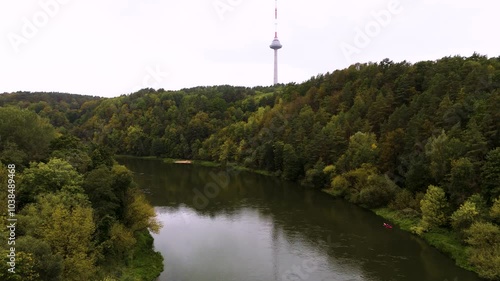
xmin=21 ymin=193 xmax=97 ymax=281
xmin=124 ymin=188 xmax=161 ymax=234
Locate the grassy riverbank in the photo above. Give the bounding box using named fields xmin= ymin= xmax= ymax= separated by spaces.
xmin=118 ymin=230 xmax=164 ymax=281
xmin=100 ymin=230 xmax=164 ymax=281
xmin=372 ymin=207 xmax=473 ymax=271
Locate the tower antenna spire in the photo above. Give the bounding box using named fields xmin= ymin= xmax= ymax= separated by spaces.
xmin=269 ymin=0 xmax=282 ymax=85
xmin=274 ymin=0 xmax=278 ymax=38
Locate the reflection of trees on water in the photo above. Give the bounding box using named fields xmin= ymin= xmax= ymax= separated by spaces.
xmin=119 ymin=157 xmax=482 ymax=281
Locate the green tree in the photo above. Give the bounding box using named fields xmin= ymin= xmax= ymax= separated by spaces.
xmin=49 ymin=134 xmax=81 ymax=151
xmin=219 ymin=139 xmax=236 ymax=163
xmin=425 ymin=131 xmax=464 ymax=184
xmin=186 ymin=111 xmax=213 ymax=142
xmin=50 ymin=148 xmax=92 ymax=174
xmin=320 ymin=119 xmax=348 ymax=164
xmin=90 ymin=144 xmax=114 ymax=169
xmin=19 ymin=158 xmax=83 ymax=206
xmin=107 ymin=222 xmax=136 ymax=259
xmin=367 ymin=91 xmax=394 ymax=133
xmin=450 ymin=200 xmax=479 ymax=232
xmin=282 ymin=144 xmax=301 ymax=181
xmin=463 ymin=119 xmax=489 ymax=163
xmin=16 ymin=236 xmax=63 ymax=281
xmin=150 ymin=137 xmax=166 ymax=157
xmin=389 ymin=189 xmax=414 ymax=210
xmin=481 ymin=148 xmax=500 ymax=201
xmin=301 ymin=159 xmax=327 ymax=188
xmin=379 ymin=128 xmax=405 ymax=173
xmin=21 ymin=194 xmax=97 ymax=281
xmin=339 ymin=164 xmax=383 ymax=205
xmin=83 ymin=166 xmax=118 ymax=217
xmin=490 ymin=197 xmax=500 ymax=224
xmin=447 ymin=157 xmax=476 ymax=206
xmin=358 ymin=173 xmax=396 ymax=208
xmin=0 ymin=107 xmax=56 ymax=166
xmin=0 ymin=251 xmax=38 ymax=281
xmin=124 ymin=125 xmax=146 ymax=155
xmin=403 ymin=152 xmax=433 ymax=193
xmin=420 ymin=185 xmax=450 ymax=229
xmin=272 ymin=141 xmax=284 ymax=173
xmin=124 ymin=188 xmax=161 ymax=234
xmin=329 ymin=174 xmax=350 ymax=198
xmin=337 ymin=131 xmax=378 ymax=172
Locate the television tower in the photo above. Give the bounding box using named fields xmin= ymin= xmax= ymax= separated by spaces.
xmin=269 ymin=0 xmax=282 ymax=85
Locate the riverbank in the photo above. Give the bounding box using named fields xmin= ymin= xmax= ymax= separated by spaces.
xmin=118 ymin=230 xmax=164 ymax=281
xmin=372 ymin=208 xmax=472 ymax=271
xmin=163 ymin=157 xmax=220 ymax=167
xmin=100 ymin=230 xmax=164 ymax=281
xmin=116 ymin=155 xmax=271 ymax=175
xmin=161 ymin=157 xmax=276 ymax=177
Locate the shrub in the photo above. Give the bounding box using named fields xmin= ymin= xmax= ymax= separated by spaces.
xmin=358 ymin=174 xmax=396 ymax=208
xmin=450 ymin=201 xmax=479 ymax=232
xmin=410 ymin=224 xmax=427 ymax=236
xmin=490 ymin=197 xmax=500 ymax=224
xmin=329 ymin=175 xmax=349 ymax=197
xmin=400 ymin=208 xmax=420 ymax=218
xmin=411 ymin=192 xmax=425 ymax=212
xmin=323 ymin=165 xmax=336 ymax=183
xmin=465 ymin=222 xmax=500 ymax=279
xmin=301 ymin=159 xmax=327 ymax=188
xmin=389 ymin=189 xmax=414 ymax=210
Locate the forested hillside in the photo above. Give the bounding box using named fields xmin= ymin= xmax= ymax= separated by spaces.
xmin=1 ymin=54 xmax=499 ymax=279
xmin=0 ymin=108 xmax=163 ymax=280
xmin=0 ymin=91 xmax=100 ymax=130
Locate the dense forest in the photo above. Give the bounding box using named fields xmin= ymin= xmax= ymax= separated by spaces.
xmin=1 ymin=54 xmax=499 ymax=279
xmin=0 ymin=107 xmax=163 ymax=280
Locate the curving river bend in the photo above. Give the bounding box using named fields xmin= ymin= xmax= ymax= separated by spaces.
xmin=118 ymin=157 xmax=482 ymax=281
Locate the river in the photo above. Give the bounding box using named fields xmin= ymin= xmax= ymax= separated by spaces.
xmin=118 ymin=157 xmax=481 ymax=281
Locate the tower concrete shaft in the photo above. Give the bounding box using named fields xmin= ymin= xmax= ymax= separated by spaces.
xmin=273 ymin=49 xmax=278 ymax=85
xmin=269 ymin=0 xmax=282 ymax=85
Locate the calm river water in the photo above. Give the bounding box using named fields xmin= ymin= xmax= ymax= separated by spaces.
xmin=118 ymin=157 xmax=481 ymax=281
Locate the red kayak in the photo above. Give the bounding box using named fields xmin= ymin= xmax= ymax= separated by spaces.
xmin=383 ymin=223 xmax=393 ymax=229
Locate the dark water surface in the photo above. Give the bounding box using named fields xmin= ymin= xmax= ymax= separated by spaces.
xmin=118 ymin=157 xmax=481 ymax=281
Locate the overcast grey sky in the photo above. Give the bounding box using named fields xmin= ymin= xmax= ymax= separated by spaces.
xmin=1 ymin=0 xmax=499 ymax=97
